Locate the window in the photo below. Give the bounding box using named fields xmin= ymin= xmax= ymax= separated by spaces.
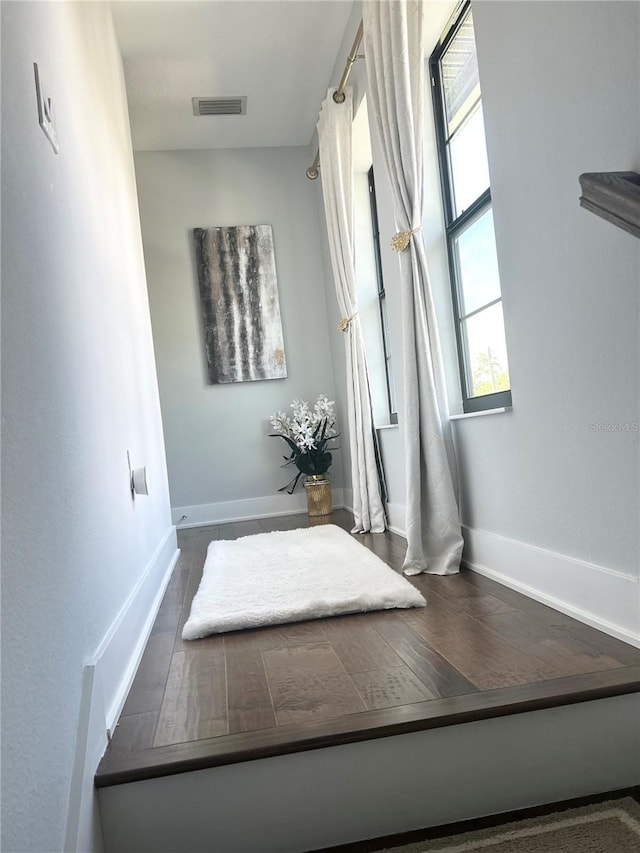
xmin=368 ymin=167 xmax=398 ymax=425
xmin=430 ymin=1 xmax=511 ymax=413
xmin=352 ymin=97 xmax=397 ymax=428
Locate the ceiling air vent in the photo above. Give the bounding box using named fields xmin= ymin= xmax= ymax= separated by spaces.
xmin=192 ymin=96 xmax=247 ymax=117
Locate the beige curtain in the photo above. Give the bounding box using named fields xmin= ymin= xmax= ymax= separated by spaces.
xmin=363 ymin=0 xmax=463 ymax=574
xmin=317 ymin=87 xmax=387 ymax=534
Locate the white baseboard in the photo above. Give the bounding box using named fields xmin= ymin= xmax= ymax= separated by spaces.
xmin=173 ymin=490 xmax=345 ymax=528
xmin=462 ymin=525 xmax=640 ymax=648
xmin=363 ymin=506 xmax=638 ymax=645
xmin=65 ymin=664 xmax=108 ymax=853
xmin=91 ymin=526 xmax=180 ymax=729
xmin=64 ymin=526 xmax=179 ymax=853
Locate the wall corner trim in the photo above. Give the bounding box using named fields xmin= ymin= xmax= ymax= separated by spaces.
xmin=462 ymin=524 xmax=640 ymax=648
xmin=343 ymin=488 xmax=354 ymax=514
xmin=385 ymin=502 xmax=407 ymax=538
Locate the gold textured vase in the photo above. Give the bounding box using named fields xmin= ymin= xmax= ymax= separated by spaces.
xmin=304 ymin=475 xmax=333 ymax=517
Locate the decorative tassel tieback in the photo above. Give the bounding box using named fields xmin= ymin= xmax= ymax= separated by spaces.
xmin=337 ymin=313 xmax=357 ymax=332
xmin=391 ymin=227 xmax=420 ymax=253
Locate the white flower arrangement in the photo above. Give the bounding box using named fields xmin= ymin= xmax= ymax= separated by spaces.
xmin=269 ymin=395 xmax=339 ymax=493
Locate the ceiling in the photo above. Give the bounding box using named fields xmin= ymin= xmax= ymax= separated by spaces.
xmin=111 ymin=1 xmax=355 ymax=152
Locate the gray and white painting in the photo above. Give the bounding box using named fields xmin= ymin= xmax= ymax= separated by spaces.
xmin=193 ymin=225 xmax=287 ymax=384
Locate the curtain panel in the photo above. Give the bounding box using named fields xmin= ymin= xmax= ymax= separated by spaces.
xmin=362 ymin=0 xmax=463 ymax=574
xmin=317 ymin=87 xmax=387 ymax=534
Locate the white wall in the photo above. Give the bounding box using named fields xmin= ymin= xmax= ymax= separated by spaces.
xmin=459 ymin=3 xmax=639 ymax=587
xmin=459 ymin=0 xmax=640 ymax=574
xmin=1 ymin=2 xmax=175 ymax=851
xmin=134 ymin=147 xmax=344 ymax=524
xmin=448 ymin=0 xmax=640 ymax=641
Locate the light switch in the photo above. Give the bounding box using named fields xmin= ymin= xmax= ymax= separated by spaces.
xmin=34 ymin=62 xmax=59 ymax=153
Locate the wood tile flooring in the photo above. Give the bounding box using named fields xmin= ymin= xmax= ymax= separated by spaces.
xmin=96 ymin=510 xmax=640 ymax=787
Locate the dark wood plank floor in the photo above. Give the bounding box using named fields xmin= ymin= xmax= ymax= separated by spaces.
xmin=96 ymin=510 xmax=640 ymax=787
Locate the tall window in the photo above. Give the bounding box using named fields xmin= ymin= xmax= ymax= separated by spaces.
xmin=352 ymin=97 xmax=397 ymax=428
xmin=368 ymin=167 xmax=398 ymax=425
xmin=430 ymin=1 xmax=511 ymax=413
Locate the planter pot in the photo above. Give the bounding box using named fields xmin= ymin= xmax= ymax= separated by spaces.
xmin=303 ymin=475 xmax=333 ymax=517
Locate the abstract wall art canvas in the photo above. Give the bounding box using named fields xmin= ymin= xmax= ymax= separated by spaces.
xmin=193 ymin=225 xmax=287 ymax=384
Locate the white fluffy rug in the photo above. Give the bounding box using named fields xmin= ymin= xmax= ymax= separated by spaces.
xmin=182 ymin=524 xmax=426 ymax=639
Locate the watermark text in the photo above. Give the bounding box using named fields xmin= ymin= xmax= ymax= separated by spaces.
xmin=589 ymin=422 xmax=638 ymax=432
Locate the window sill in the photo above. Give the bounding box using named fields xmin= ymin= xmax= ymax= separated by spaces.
xmin=450 ymin=407 xmax=512 ymax=421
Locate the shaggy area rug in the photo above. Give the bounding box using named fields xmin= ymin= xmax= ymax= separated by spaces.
xmin=182 ymin=524 xmax=425 ymax=639
xmin=380 ymin=798 xmax=640 ymax=852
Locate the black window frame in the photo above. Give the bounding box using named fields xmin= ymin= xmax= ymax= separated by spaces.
xmin=368 ymin=166 xmax=398 ymax=425
xmin=430 ymin=1 xmax=512 ymax=414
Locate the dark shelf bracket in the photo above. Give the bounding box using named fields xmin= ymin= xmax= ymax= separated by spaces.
xmin=579 ymin=171 xmax=640 ymax=239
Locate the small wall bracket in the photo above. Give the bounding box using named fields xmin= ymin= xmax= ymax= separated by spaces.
xmin=579 ymin=171 xmax=640 ymax=239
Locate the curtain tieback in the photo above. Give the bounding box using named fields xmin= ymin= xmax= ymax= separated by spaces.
xmin=391 ymin=226 xmax=420 ymax=253
xmin=337 ymin=313 xmax=358 ymax=332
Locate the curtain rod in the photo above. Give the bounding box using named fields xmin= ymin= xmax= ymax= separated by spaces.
xmin=305 ymin=19 xmax=364 ymax=180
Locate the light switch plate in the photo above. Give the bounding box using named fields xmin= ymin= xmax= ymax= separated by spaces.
xmin=34 ymin=62 xmax=59 ymax=153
